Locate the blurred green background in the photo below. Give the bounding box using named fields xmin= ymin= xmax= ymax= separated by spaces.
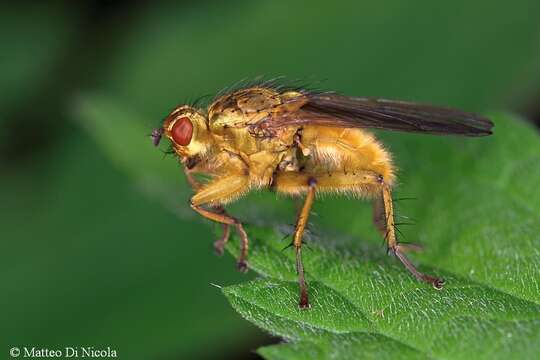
xmin=2 ymin=1 xmax=540 ymax=359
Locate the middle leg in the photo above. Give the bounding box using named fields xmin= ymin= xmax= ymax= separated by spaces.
xmin=292 ymin=177 xmax=317 ymax=309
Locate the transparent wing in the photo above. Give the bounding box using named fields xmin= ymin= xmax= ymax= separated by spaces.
xmin=266 ymin=93 xmax=493 ymax=136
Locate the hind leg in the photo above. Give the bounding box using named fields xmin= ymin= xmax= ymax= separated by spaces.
xmin=372 ymin=195 xmax=423 ymax=253
xmin=379 ymin=184 xmax=444 ymax=289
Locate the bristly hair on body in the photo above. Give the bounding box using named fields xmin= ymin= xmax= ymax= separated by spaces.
xmin=212 ymin=75 xmax=331 ymax=103
xmin=155 ymin=75 xmax=324 ymax=119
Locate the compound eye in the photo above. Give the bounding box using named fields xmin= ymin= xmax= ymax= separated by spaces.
xmin=171 ymin=117 xmax=193 ymax=146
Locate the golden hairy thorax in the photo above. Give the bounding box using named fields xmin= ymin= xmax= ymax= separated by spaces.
xmin=201 ymin=87 xmax=395 ymax=194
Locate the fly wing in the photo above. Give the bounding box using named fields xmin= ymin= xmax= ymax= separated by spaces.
xmin=268 ymin=93 xmax=493 ymax=136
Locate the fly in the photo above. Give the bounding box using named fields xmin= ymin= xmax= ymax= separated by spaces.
xmin=153 ymin=82 xmax=493 ymax=308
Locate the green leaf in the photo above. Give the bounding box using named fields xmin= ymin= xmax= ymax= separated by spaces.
xmin=75 ymin=91 xmax=540 ymax=359
xmin=219 ymin=114 xmax=540 ymax=359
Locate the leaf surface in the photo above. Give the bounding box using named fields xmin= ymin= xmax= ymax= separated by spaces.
xmin=219 ymin=113 xmax=540 ymax=359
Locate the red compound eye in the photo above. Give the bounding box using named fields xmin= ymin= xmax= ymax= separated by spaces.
xmin=171 ymin=117 xmax=193 ymax=146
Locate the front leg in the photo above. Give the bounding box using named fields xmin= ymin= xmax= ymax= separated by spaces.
xmin=184 ymin=168 xmax=231 ymax=255
xmin=190 ymin=174 xmax=251 ymax=272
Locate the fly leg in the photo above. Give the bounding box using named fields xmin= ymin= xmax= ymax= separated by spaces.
xmin=380 ymin=184 xmax=445 ymax=289
xmin=372 ymin=195 xmax=423 ymax=253
xmin=275 ymin=170 xmax=444 ymax=289
xmin=213 ymin=222 xmax=231 ymax=256
xmin=184 ymin=168 xmax=232 ymax=256
xmin=292 ymin=177 xmax=317 ymax=309
xmin=372 ymin=194 xmax=387 ymax=235
xmin=275 ymin=170 xmax=389 ymax=307
xmin=190 ymin=174 xmax=250 ymax=272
